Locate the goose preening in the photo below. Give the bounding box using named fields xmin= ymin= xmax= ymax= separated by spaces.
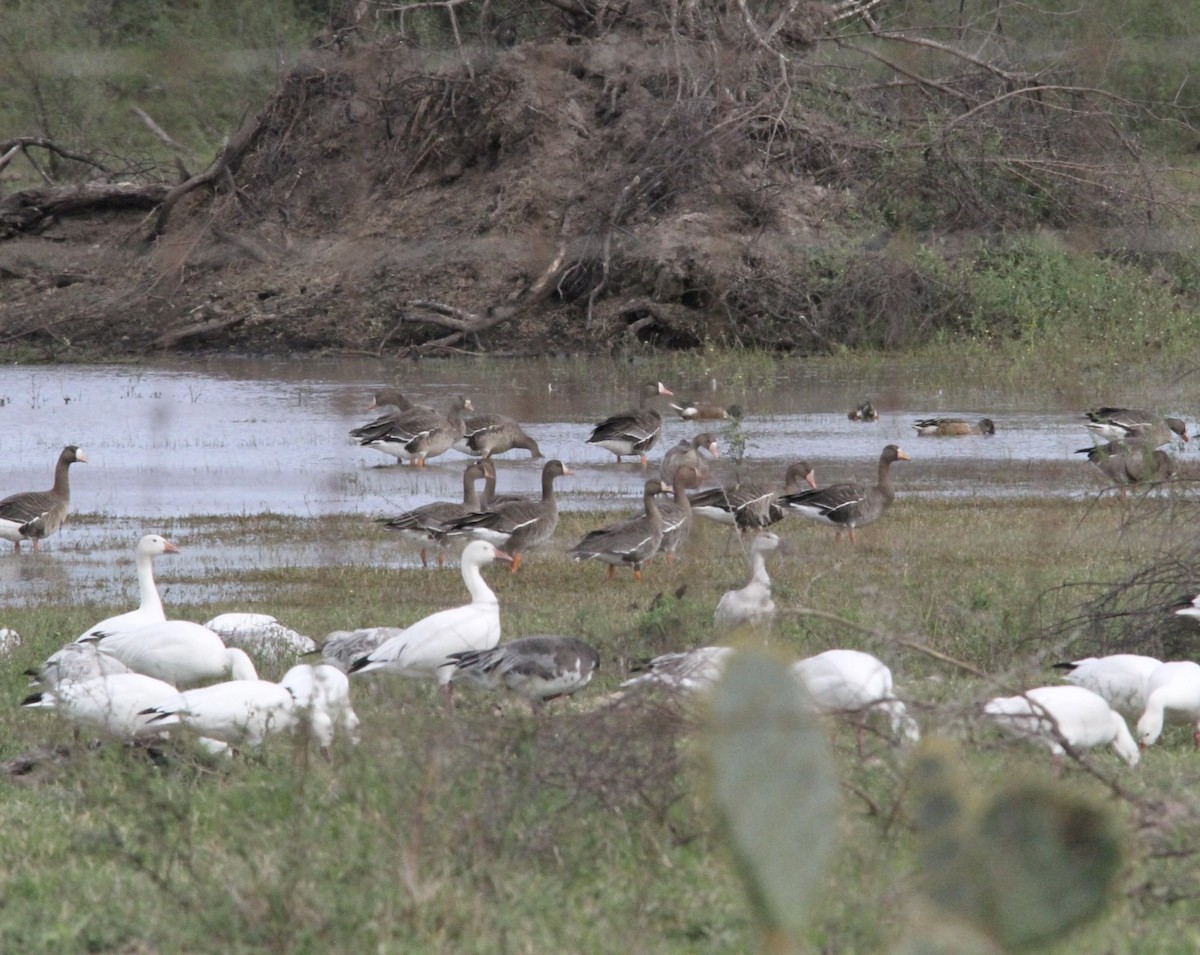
xmin=396 ymin=395 xmax=474 ymax=467
xmin=779 ymin=445 xmax=909 ymax=543
xmin=1136 ymin=660 xmax=1200 ymax=749
xmin=913 ymin=417 xmax=995 ymax=437
xmin=848 ymin=400 xmax=878 ymax=422
xmin=657 ymin=465 xmax=701 ymax=564
xmin=620 ymin=646 xmax=734 ymax=693
xmin=449 ymin=635 xmax=600 ymax=710
xmin=73 ymin=535 xmax=181 ymax=643
xmin=713 ymin=531 xmax=780 ymax=630
xmin=441 ymin=460 xmax=572 ymax=572
xmin=86 ymin=621 xmax=259 ymax=686
xmin=28 ymin=641 xmax=133 ymax=688
xmin=689 ymin=460 xmax=816 ymax=534
xmin=792 ymin=649 xmax=920 ymax=745
xmin=1084 ymin=407 xmax=1189 ymax=446
xmin=140 ymin=679 xmax=300 ymax=749
xmin=587 ymin=381 xmax=674 ymax=465
xmin=22 ymin=672 xmax=178 ymax=739
xmin=356 ymin=395 xmax=473 ymax=466
xmin=1052 ymin=653 xmax=1163 ymax=719
xmin=454 ymin=413 xmax=543 ymax=459
xmin=280 ymin=663 xmax=361 ymax=748
xmin=570 ymin=479 xmax=671 ymax=581
xmin=0 ymin=445 xmax=87 ymax=553
xmin=669 ymin=399 xmax=739 ymax=422
xmin=660 ymin=433 xmax=720 ymax=484
xmin=1076 ymin=441 xmax=1173 ymax=497
xmin=317 ymin=626 xmax=405 ymax=673
xmin=204 ymin=613 xmax=318 ymax=659
xmin=349 ymin=388 xmax=436 ymax=438
xmin=380 ymin=460 xmax=490 ymax=567
xmin=348 ymin=540 xmax=511 ymax=698
xmin=985 ymin=685 xmax=1140 ymax=767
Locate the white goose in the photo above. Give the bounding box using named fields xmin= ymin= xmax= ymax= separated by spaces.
xmin=88 ymin=620 xmax=258 ymax=686
xmin=985 ymin=685 xmax=1140 ymax=767
xmin=29 ymin=641 xmax=133 ymax=687
xmin=713 ymin=532 xmax=780 ymax=630
xmin=1052 ymin=653 xmax=1162 ymax=718
xmin=22 ymin=672 xmax=179 ymax=738
xmin=141 ymin=679 xmax=299 ymax=748
xmin=75 ymin=534 xmax=180 ymax=642
xmin=280 ymin=663 xmax=361 ymax=748
xmin=348 ymin=540 xmax=512 ymax=696
xmin=791 ymin=649 xmax=920 ymax=744
xmin=204 ymin=612 xmax=317 ymax=659
xmin=620 ymin=646 xmax=734 ymax=693
xmin=1136 ymin=660 xmax=1200 ymax=749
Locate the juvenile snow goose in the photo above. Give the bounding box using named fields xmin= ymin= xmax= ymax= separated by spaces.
xmin=317 ymin=626 xmax=404 ymax=673
xmin=29 ymin=641 xmax=133 ymax=688
xmin=441 ymin=459 xmax=572 ymax=572
xmin=204 ymin=613 xmax=318 ymax=659
xmin=620 ymin=646 xmax=734 ymax=693
xmin=87 ymin=620 xmax=259 ymax=686
xmin=913 ymin=417 xmax=995 ymax=437
xmin=22 ymin=672 xmax=180 ymax=739
xmin=379 ymin=460 xmax=490 ymax=567
xmin=713 ymin=531 xmax=780 ymax=630
xmin=454 ymin=413 xmax=543 ymax=459
xmin=570 ymin=478 xmax=671 ymax=581
xmin=1076 ymin=441 xmax=1174 ymax=497
xmin=587 ymin=381 xmax=674 ymax=465
xmin=1136 ymin=660 xmax=1200 ymax=749
xmin=0 ymin=445 xmax=87 ymax=552
xmin=450 ymin=635 xmax=600 ymax=710
xmin=657 ymin=465 xmax=701 ymax=564
xmin=141 ymin=679 xmax=299 ymax=749
xmin=348 ymin=540 xmax=512 ymax=700
xmin=74 ymin=534 xmax=180 ymax=642
xmin=1052 ymin=653 xmax=1163 ymax=719
xmin=660 ymin=433 xmax=720 ymax=484
xmin=792 ymin=649 xmax=920 ymax=745
xmin=1084 ymin=407 xmax=1189 ymax=446
xmin=689 ymin=460 xmax=816 ymax=534
xmin=780 ymin=445 xmax=909 ymax=543
xmin=985 ymin=685 xmax=1139 ymax=767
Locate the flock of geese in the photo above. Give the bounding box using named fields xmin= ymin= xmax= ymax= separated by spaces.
xmin=2 ymin=384 xmax=1195 ymax=768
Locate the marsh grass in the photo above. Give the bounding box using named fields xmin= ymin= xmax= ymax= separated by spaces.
xmin=4 ymin=487 xmax=1200 ymax=951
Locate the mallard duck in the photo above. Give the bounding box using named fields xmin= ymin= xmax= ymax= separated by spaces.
xmin=441 ymin=460 xmax=572 ymax=572
xmin=449 ymin=635 xmax=600 ymax=710
xmin=454 ymin=413 xmax=543 ymax=459
xmin=587 ymin=381 xmax=674 ymax=465
xmin=1136 ymin=661 xmax=1200 ymax=749
xmin=792 ymin=649 xmax=920 ymax=744
xmin=657 ymin=465 xmax=701 ymax=563
xmin=713 ymin=531 xmax=780 ymax=630
xmin=660 ymin=432 xmax=719 ymax=483
xmin=570 ymin=479 xmax=671 ymax=581
xmin=357 ymin=396 xmax=473 ymax=466
xmin=0 ymin=445 xmax=87 ymax=552
xmin=1084 ymin=407 xmax=1189 ymax=446
xmin=669 ymin=399 xmax=740 ymax=421
xmin=689 ymin=460 xmax=816 ymax=533
xmin=1052 ymin=654 xmax=1163 ymax=719
xmin=779 ymin=445 xmax=908 ymax=543
xmin=848 ymin=400 xmax=878 ymax=422
xmin=1076 ymin=441 xmax=1173 ymax=497
xmin=913 ymin=417 xmax=995 ymax=437
xmin=74 ymin=534 xmax=180 ymax=642
xmin=985 ymin=685 xmax=1139 ymax=767
xmin=379 ymin=460 xmax=490 ymax=567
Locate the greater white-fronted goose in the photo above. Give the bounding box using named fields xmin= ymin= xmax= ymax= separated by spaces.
xmin=348 ymin=540 xmax=512 ymax=701
xmin=1052 ymin=654 xmax=1163 ymax=719
xmin=689 ymin=460 xmax=816 ymax=533
xmin=669 ymin=399 xmax=740 ymax=421
xmin=848 ymin=400 xmax=878 ymax=422
xmin=1076 ymin=441 xmax=1173 ymax=497
xmin=442 ymin=460 xmax=572 ymax=572
xmin=350 ymin=388 xmax=436 ymax=434
xmin=587 ymin=381 xmax=674 ymax=465
xmin=479 ymin=459 xmax=529 ymax=509
xmin=1084 ymin=407 xmax=1189 ymax=446
xmin=660 ymin=432 xmax=719 ymax=483
xmin=913 ymin=417 xmax=995 ymax=437
xmin=357 ymin=396 xmax=472 ymax=466
xmin=449 ymin=635 xmax=601 ymax=710
xmin=22 ymin=672 xmax=179 ymax=739
xmin=985 ymin=685 xmax=1139 ymax=767
xmin=454 ymin=413 xmax=543 ymax=459
xmin=713 ymin=531 xmax=780 ymax=630
xmin=0 ymin=445 xmax=87 ymax=552
xmin=792 ymin=649 xmax=920 ymax=745
xmin=1136 ymin=660 xmax=1200 ymax=749
xmin=141 ymin=678 xmax=300 ymax=749
xmin=379 ymin=460 xmax=490 ymax=567
xmin=204 ymin=613 xmax=318 ymax=659
xmin=657 ymin=465 xmax=701 ymax=563
xmin=86 ymin=621 xmax=259 ymax=686
xmin=780 ymin=445 xmax=908 ymax=543
xmin=75 ymin=534 xmax=180 ymax=642
xmin=620 ymin=645 xmax=734 ymax=692
xmin=570 ymin=478 xmax=671 ymax=581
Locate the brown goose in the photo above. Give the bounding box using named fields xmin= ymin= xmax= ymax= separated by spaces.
xmin=454 ymin=413 xmax=543 ymax=459
xmin=688 ymin=460 xmax=816 ymax=533
xmin=1076 ymin=441 xmax=1174 ymax=498
xmin=442 ymin=460 xmax=573 ymax=573
xmin=360 ymin=396 xmax=473 ymax=467
xmin=478 ymin=459 xmax=529 ymax=509
xmin=1084 ymin=408 xmax=1189 ymax=447
xmin=779 ymin=444 xmax=909 ymax=543
xmin=0 ymin=445 xmax=87 ymax=553
xmin=913 ymin=417 xmax=995 ymax=437
xmin=348 ymin=389 xmax=435 ymax=441
xmin=660 ymin=433 xmax=719 ymax=484
xmin=587 ymin=381 xmax=674 ymax=465
xmin=570 ymin=479 xmax=671 ymax=581
xmin=378 ymin=460 xmax=490 ymax=567
xmin=657 ymin=465 xmax=701 ymax=563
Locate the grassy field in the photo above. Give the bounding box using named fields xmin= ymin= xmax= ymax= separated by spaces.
xmin=2 ymin=484 xmax=1200 ymax=953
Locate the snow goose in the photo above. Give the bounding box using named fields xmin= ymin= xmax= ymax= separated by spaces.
xmin=1084 ymin=407 xmax=1188 ymax=446
xmin=660 ymin=433 xmax=720 ymax=484
xmin=985 ymin=685 xmax=1139 ymax=767
xmin=780 ymin=444 xmax=909 ymax=543
xmin=0 ymin=445 xmax=87 ymax=552
xmin=348 ymin=540 xmax=512 ymax=698
xmin=29 ymin=641 xmax=133 ymax=688
xmin=441 ymin=460 xmax=572 ymax=572
xmin=1136 ymin=660 xmax=1200 ymax=749
xmin=87 ymin=621 xmax=258 ymax=686
xmin=317 ymin=626 xmax=404 ymax=672
xmin=380 ymin=460 xmax=489 ymax=567
xmin=1076 ymin=441 xmax=1174 ymax=497
xmin=792 ymin=649 xmax=920 ymax=744
xmin=1052 ymin=653 xmax=1162 ymax=718
xmin=454 ymin=412 xmax=543 ymax=459
xmin=620 ymin=646 xmax=734 ymax=693
xmin=656 ymin=465 xmax=701 ymax=564
xmin=204 ymin=612 xmax=318 ymax=659
xmin=141 ymin=679 xmax=299 ymax=748
xmin=913 ymin=417 xmax=995 ymax=437
xmin=450 ymin=635 xmax=600 ymax=710
xmin=22 ymin=672 xmax=178 ymax=739
xmin=1175 ymin=593 xmax=1200 ymax=622
xmin=570 ymin=478 xmax=671 ymax=581
xmin=587 ymin=381 xmax=674 ymax=465
xmin=713 ymin=531 xmax=780 ymax=630
xmin=689 ymin=460 xmax=816 ymax=534
xmin=74 ymin=534 xmax=180 ymax=642
xmin=280 ymin=663 xmax=360 ymax=748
